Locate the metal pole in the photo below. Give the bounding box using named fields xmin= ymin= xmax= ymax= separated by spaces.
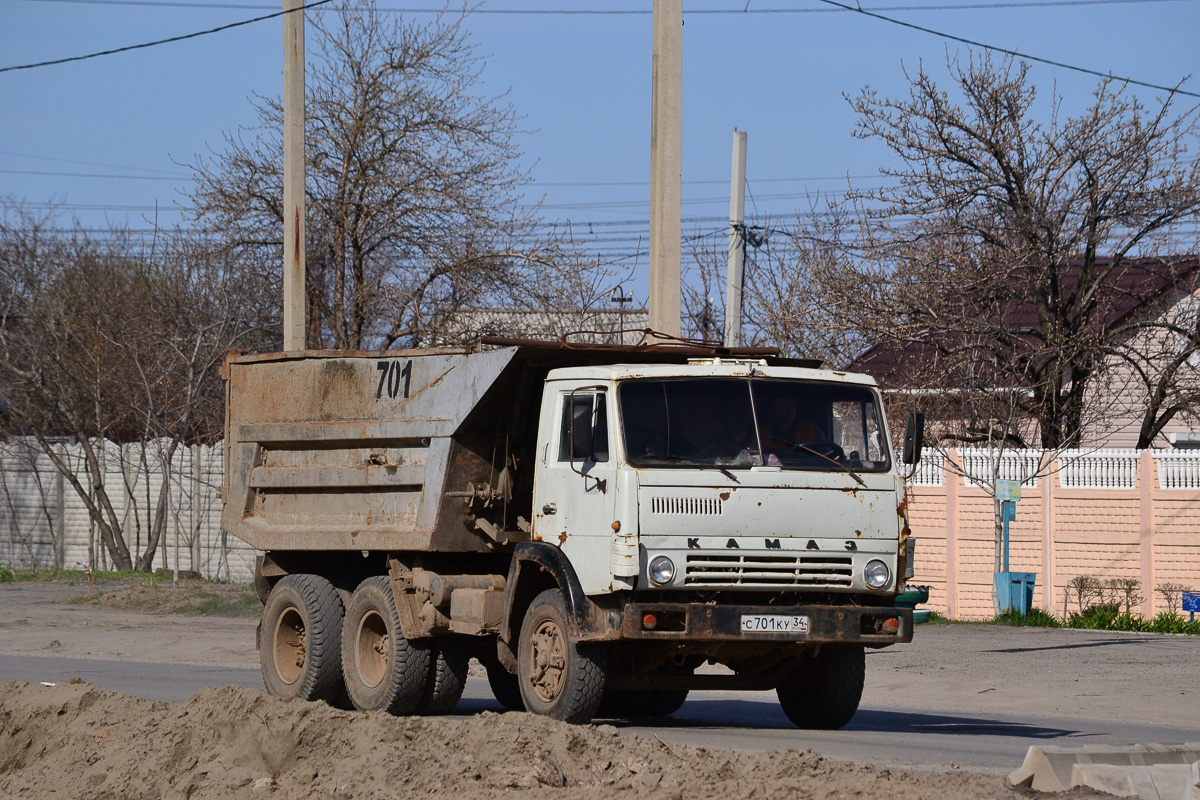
xmin=648 ymin=0 xmax=682 ymax=337
xmin=724 ymin=130 xmax=747 ymax=348
xmin=282 ymin=0 xmax=307 ymax=351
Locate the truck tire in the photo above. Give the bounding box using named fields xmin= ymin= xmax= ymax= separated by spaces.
xmin=517 ymin=588 xmax=606 ymax=724
xmin=598 ymin=687 xmax=689 ymax=718
xmin=260 ymin=574 xmax=345 ymax=703
xmin=341 ymin=576 xmax=431 ymax=715
xmin=644 ymin=688 xmax=689 ymax=716
xmin=486 ymin=665 xmax=524 ymax=711
xmin=416 ymin=636 xmax=469 ymax=715
xmin=776 ymin=645 xmax=865 ymax=730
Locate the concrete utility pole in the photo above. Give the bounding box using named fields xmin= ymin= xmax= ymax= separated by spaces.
xmin=282 ymin=0 xmax=307 ymax=352
xmin=649 ymin=0 xmax=682 ymax=337
xmin=724 ymin=130 xmax=747 ymax=348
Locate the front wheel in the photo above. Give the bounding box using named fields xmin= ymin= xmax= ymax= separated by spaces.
xmin=776 ymin=645 xmax=865 ymax=730
xmin=517 ymin=589 xmax=606 ymax=724
xmin=259 ymin=574 xmax=345 ymax=703
xmin=341 ymin=576 xmax=431 ymax=714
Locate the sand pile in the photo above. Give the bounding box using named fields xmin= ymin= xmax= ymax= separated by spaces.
xmin=0 ymin=681 xmax=1103 ymax=799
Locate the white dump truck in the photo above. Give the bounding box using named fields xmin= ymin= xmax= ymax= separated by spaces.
xmin=221 ymin=337 xmax=919 ymax=727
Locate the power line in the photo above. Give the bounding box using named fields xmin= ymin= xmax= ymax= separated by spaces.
xmin=0 ymin=168 xmax=189 ymax=181
xmin=535 ymin=174 xmax=884 ymax=187
xmin=0 ymin=0 xmax=333 ymax=74
xmin=1 ymin=1 xmax=1188 ymax=115
xmin=12 ymin=0 xmax=1196 ymax=10
xmin=0 ymin=149 xmax=185 ymax=175
xmin=814 ymin=0 xmax=1200 ymax=98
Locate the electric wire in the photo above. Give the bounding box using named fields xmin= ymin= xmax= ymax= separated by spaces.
xmin=0 ymin=168 xmax=189 ymax=181
xmin=11 ymin=0 xmax=1196 ymax=10
xmin=0 ymin=0 xmax=333 ymax=74
xmin=813 ymin=0 xmax=1200 ymax=98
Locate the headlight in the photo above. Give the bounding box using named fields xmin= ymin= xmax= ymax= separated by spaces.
xmin=864 ymin=559 xmax=891 ymax=590
xmin=648 ymin=555 xmax=676 ymax=585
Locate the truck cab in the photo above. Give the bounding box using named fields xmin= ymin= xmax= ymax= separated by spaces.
xmin=535 ymin=359 xmax=905 ymax=599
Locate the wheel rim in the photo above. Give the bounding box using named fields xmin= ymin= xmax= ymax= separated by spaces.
xmin=355 ymin=609 xmax=390 ymax=689
xmin=271 ymin=605 xmax=306 ymax=685
xmin=527 ymin=618 xmax=567 ymax=703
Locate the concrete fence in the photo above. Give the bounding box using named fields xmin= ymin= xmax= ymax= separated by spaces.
xmin=909 ymin=448 xmax=1200 ymax=619
xmin=0 ymin=438 xmax=256 ymax=582
xmin=5 ymin=438 xmax=1199 ymax=609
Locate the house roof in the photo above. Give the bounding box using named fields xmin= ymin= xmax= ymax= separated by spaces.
xmin=851 ymin=255 xmax=1200 ymax=389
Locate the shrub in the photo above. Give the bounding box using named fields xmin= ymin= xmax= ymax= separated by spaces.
xmin=0 ymin=564 xmax=13 ymax=583
xmin=994 ymin=607 xmax=1060 ymax=627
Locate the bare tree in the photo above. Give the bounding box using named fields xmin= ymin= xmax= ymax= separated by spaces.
xmin=816 ymin=52 xmax=1200 ymax=449
xmin=683 ymin=211 xmax=867 ymax=365
xmin=189 ymin=1 xmax=569 ymax=350
xmin=0 ymin=203 xmax=269 ymax=571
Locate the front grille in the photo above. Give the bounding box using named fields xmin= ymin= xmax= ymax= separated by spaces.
xmin=650 ymin=496 xmax=723 ymax=516
xmin=684 ymin=554 xmax=853 ymax=588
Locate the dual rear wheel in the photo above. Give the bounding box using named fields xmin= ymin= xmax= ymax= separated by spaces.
xmin=259 ymin=574 xmax=467 ymax=715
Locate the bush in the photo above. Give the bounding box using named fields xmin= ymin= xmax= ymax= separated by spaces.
xmin=1066 ymin=604 xmax=1120 ymax=629
xmin=0 ymin=565 xmax=13 ymax=583
xmin=1148 ymin=612 xmax=1200 ymax=635
xmin=994 ymin=607 xmax=1060 ymax=627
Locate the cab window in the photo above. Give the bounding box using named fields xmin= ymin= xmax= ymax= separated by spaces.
xmin=558 ymin=392 xmax=609 ymax=462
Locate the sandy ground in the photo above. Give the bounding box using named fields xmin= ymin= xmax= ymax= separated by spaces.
xmin=2 ymin=579 xmax=1197 ymax=728
xmin=1 ymin=579 xmax=1195 ymax=799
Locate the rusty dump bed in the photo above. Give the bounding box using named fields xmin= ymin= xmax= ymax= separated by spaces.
xmin=222 ymin=342 xmax=817 ymax=555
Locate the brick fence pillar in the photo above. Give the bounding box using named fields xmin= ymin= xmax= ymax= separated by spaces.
xmin=1138 ymin=450 xmax=1155 ymax=616
xmin=1041 ymin=451 xmax=1056 ymax=614
xmin=945 ymin=448 xmax=960 ymax=619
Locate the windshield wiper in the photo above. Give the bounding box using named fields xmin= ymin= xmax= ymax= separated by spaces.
xmin=717 ymin=467 xmax=740 ymax=483
xmin=770 ymin=436 xmax=867 ymax=488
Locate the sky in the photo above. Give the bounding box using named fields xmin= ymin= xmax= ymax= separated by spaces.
xmin=2 ymin=0 xmax=1199 ymax=305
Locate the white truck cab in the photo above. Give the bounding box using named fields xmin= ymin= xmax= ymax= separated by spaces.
xmin=535 ymin=359 xmax=906 ymax=599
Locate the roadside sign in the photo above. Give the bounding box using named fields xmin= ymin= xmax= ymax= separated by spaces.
xmin=1183 ymin=591 xmax=1199 ymax=620
xmin=996 ymin=479 xmax=1021 ymax=502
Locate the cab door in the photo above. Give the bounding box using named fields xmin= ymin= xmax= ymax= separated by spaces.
xmin=533 ymin=382 xmax=617 ymax=595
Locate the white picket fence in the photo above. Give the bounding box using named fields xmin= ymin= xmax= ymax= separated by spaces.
xmin=907 ymin=446 xmax=1200 ymax=491
xmin=7 ymin=437 xmax=1200 ymax=581
xmin=0 ymin=437 xmax=256 ymax=581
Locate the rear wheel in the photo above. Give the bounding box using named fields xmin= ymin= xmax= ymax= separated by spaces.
xmin=259 ymin=574 xmax=344 ymax=703
xmin=341 ymin=576 xmax=431 ymax=714
xmin=776 ymin=645 xmax=865 ymax=730
xmin=517 ymin=589 xmax=606 ymax=724
xmin=416 ymin=636 xmax=470 ymax=715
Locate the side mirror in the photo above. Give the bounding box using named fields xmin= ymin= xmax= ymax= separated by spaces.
xmin=902 ymin=411 xmax=925 ymax=465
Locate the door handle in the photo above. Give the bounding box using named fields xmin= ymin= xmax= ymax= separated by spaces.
xmin=542 ymin=503 xmax=557 ymax=515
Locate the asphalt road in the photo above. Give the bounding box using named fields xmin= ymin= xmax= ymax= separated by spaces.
xmin=4 ymin=652 xmax=1195 ymax=776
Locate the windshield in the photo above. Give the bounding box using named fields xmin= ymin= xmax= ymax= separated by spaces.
xmin=618 ymin=378 xmax=890 ymax=472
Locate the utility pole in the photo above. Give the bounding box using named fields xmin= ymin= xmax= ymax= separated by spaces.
xmin=282 ymin=0 xmax=306 ymax=351
xmin=649 ymin=0 xmax=682 ymax=337
xmin=724 ymin=130 xmax=747 ymax=348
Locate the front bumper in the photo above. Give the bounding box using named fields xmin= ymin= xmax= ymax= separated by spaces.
xmin=616 ymin=601 xmax=913 ymax=646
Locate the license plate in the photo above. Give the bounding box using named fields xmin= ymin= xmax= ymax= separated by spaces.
xmin=740 ymin=614 xmax=810 ymax=634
